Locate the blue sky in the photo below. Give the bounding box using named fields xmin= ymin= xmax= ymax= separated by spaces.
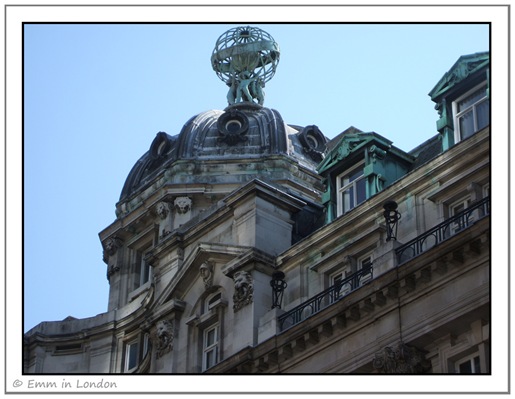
xmin=23 ymin=23 xmax=489 ymax=332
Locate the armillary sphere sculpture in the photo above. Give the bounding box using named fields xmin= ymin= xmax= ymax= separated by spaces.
xmin=211 ymin=26 xmax=280 ymax=106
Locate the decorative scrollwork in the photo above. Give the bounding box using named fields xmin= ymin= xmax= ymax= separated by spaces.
xmin=373 ymin=342 xmax=431 ymax=374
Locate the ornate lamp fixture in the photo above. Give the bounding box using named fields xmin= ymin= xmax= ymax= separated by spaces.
xmin=270 ymin=271 xmax=287 ymax=309
xmin=383 ymin=200 xmax=401 ymax=241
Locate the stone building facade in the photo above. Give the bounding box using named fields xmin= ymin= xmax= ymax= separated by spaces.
xmin=24 ymin=48 xmax=490 ymax=375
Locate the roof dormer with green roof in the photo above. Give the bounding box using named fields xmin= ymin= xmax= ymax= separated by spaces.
xmin=318 ymin=127 xmax=413 ymax=224
xmin=429 ymin=52 xmax=490 ymax=151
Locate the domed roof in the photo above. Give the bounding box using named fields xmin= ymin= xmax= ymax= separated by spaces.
xmin=119 ymin=103 xmax=327 ymax=202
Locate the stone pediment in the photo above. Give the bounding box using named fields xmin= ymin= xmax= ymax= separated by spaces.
xmin=429 ymin=52 xmax=489 ymax=101
xmin=318 ymin=133 xmax=370 ymax=174
xmin=154 ymin=243 xmax=255 ymax=309
xmin=318 ymin=130 xmax=395 ymax=175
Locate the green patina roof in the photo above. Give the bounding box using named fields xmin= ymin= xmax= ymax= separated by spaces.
xmin=428 ymin=52 xmax=489 ymax=101
xmin=318 ymin=127 xmax=413 ymax=175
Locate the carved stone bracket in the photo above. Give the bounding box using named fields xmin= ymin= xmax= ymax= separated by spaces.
xmin=232 ymin=270 xmax=254 ymax=312
xmin=153 ymin=319 xmax=175 ymax=359
xmin=155 ymin=201 xmax=171 ymax=220
xmin=372 ymin=342 xmax=431 ymax=374
xmin=103 ymin=237 xmax=123 ymax=258
xmin=106 ymin=265 xmax=120 ymax=281
xmin=174 ymin=196 xmax=192 ymax=214
xmin=200 ymin=261 xmax=214 ymax=289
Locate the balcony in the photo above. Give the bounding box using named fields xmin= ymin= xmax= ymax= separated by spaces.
xmin=278 ymin=266 xmax=372 ymax=332
xmin=277 ymin=196 xmax=489 ymax=333
xmin=395 ymin=196 xmax=490 ymax=264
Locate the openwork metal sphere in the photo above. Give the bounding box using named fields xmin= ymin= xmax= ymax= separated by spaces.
xmin=211 ymin=26 xmax=280 ymax=105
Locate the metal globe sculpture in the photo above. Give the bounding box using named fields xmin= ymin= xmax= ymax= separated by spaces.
xmin=211 ymin=26 xmax=280 ymax=106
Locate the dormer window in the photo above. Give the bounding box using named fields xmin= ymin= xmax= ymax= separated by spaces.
xmin=453 ymin=83 xmax=489 ymax=142
xmin=336 ymin=162 xmax=366 ymax=216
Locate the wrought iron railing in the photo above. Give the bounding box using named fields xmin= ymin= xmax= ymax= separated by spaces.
xmin=278 ymin=265 xmax=373 ymax=332
xmin=395 ymin=196 xmax=490 ymax=264
xmin=276 ymin=196 xmax=489 ymax=333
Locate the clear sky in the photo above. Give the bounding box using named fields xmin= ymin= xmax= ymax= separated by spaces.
xmin=23 ymin=22 xmax=489 ymax=332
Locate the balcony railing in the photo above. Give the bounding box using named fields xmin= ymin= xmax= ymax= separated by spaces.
xmin=395 ymin=196 xmax=490 ymax=264
xmin=278 ymin=265 xmax=373 ymax=332
xmin=276 ymin=196 xmax=489 ymax=333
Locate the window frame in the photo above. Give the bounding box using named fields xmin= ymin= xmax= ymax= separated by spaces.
xmin=357 ymin=254 xmax=373 ymax=285
xmin=137 ymin=249 xmax=152 ymax=288
xmin=452 ymin=82 xmax=489 ymax=143
xmin=202 ymin=323 xmax=220 ymax=371
xmin=328 ymin=251 xmax=373 ymax=303
xmin=449 ymin=195 xmax=472 ymax=234
xmin=455 ymin=352 xmax=481 ymax=374
xmin=329 ymin=268 xmax=351 ymax=302
xmin=124 ymin=339 xmax=140 ymax=373
xmin=336 ymin=162 xmax=367 ymax=216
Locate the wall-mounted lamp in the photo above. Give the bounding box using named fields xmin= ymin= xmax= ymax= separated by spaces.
xmin=383 ymin=200 xmax=401 ymax=241
xmin=270 ymin=271 xmax=287 ymax=309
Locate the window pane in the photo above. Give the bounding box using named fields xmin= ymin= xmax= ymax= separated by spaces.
xmin=141 ymin=263 xmax=150 ymax=285
xmin=206 ymin=328 xmax=216 ymax=347
xmin=473 ymin=356 xmax=481 ymax=373
xmin=332 ymin=274 xmax=342 ymax=286
xmin=476 ymin=99 xmax=490 ymax=131
xmin=459 ymin=360 xmax=472 ymax=374
xmin=459 ymin=111 xmax=475 ymax=140
xmin=361 ymin=257 xmax=372 ymax=271
xmin=458 ymin=87 xmax=486 ymax=111
xmin=348 ymin=168 xmax=363 ymax=183
xmin=127 ymin=343 xmax=139 ymax=370
xmin=343 ymin=187 xmax=354 ymax=212
xmin=205 ymin=349 xmax=217 ymax=369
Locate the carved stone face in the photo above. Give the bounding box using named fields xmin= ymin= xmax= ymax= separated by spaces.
xmin=234 ymin=271 xmax=249 ymax=290
xmin=174 ymin=197 xmax=192 ymax=214
xmin=156 ymin=202 xmax=170 ymax=219
xmin=199 ymin=262 xmax=211 ymax=278
xmin=232 ymin=271 xmax=253 ymax=311
xmin=199 ymin=262 xmax=214 ymax=289
xmin=104 ymin=238 xmax=119 ymax=256
xmin=156 ymin=320 xmax=171 ymax=339
xmin=155 ymin=319 xmax=174 ymax=358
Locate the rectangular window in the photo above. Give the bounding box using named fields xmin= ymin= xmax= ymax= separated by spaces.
xmin=450 ymin=196 xmax=472 ymax=234
xmin=143 ymin=333 xmax=150 ymax=358
xmin=455 ymin=353 xmax=481 ymax=374
xmin=330 ymin=270 xmax=351 ymax=302
xmin=358 ymin=255 xmax=373 ymax=285
xmin=133 ymin=249 xmax=152 ymax=290
xmin=140 ymin=255 xmax=151 ymax=286
xmin=337 ymin=163 xmax=366 ymax=216
xmin=125 ymin=340 xmax=139 ymax=372
xmin=203 ymin=324 xmax=219 ymax=371
xmin=453 ymin=83 xmax=489 ymax=142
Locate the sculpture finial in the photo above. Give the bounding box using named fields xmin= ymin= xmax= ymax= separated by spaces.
xmin=211 ymin=26 xmax=280 ymax=106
